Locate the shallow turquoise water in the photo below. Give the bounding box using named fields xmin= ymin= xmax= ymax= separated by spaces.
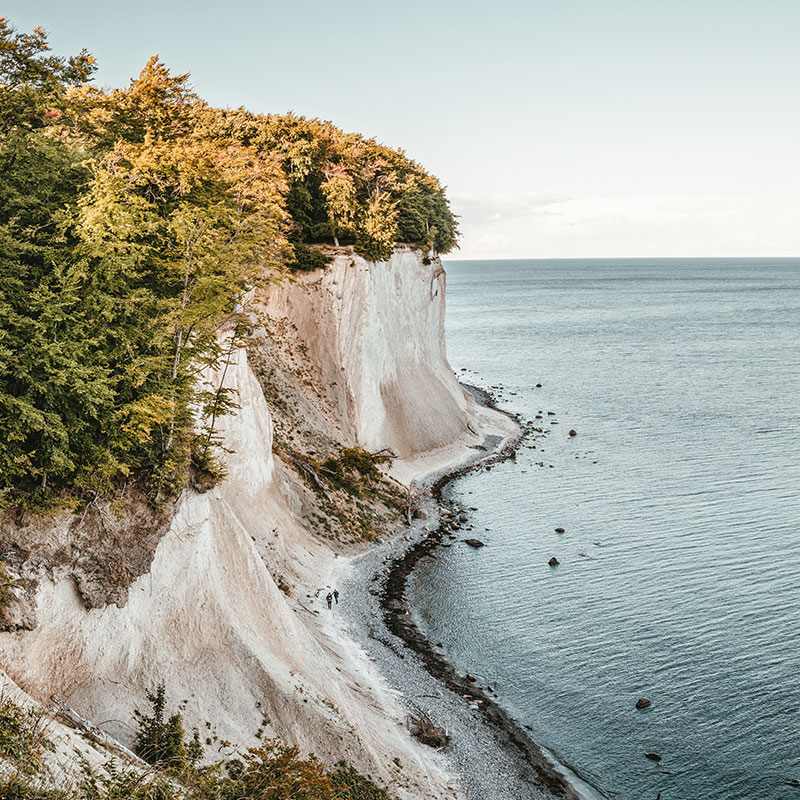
xmin=409 ymin=259 xmax=800 ymax=800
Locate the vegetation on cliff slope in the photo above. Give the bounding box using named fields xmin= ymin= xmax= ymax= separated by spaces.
xmin=0 ymin=690 xmax=393 ymax=800
xmin=0 ymin=18 xmax=458 ymax=510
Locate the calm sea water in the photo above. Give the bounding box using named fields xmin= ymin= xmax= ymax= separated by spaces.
xmin=409 ymin=259 xmax=800 ymax=800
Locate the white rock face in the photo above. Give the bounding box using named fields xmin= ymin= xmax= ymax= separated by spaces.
xmin=263 ymin=248 xmax=473 ymax=465
xmin=0 ymin=248 xmax=514 ymax=798
xmin=0 ymin=342 xmax=455 ymax=797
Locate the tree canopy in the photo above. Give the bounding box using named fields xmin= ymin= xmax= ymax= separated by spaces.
xmin=0 ymin=18 xmax=459 ymax=508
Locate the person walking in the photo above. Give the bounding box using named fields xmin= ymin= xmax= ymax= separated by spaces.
xmin=326 ymin=593 xmax=333 ymax=609
xmin=333 ymin=589 xmax=339 ymax=604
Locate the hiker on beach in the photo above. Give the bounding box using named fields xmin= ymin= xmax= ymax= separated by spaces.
xmin=333 ymin=589 xmax=339 ymax=604
xmin=326 ymin=592 xmax=333 ymax=609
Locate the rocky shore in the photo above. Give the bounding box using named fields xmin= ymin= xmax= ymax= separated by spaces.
xmin=334 ymin=385 xmax=597 ymax=800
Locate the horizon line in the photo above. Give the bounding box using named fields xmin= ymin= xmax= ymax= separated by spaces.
xmin=444 ymin=254 xmax=800 ymax=262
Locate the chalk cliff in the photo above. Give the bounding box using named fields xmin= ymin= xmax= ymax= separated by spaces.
xmin=0 ymin=248 xmax=512 ymax=798
xmin=261 ymin=247 xmax=472 ymax=466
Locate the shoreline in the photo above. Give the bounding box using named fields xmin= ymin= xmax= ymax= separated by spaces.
xmin=337 ymin=385 xmax=603 ymax=800
xmin=382 ymin=386 xmax=579 ymax=800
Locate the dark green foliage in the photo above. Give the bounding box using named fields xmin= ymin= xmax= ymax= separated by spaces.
xmin=287 ymin=242 xmax=332 ymax=273
xmin=133 ymin=684 xmax=200 ymax=773
xmin=0 ymin=22 xmax=105 ymax=504
xmin=0 ymin=561 xmax=18 ymax=613
xmin=321 ymin=447 xmax=392 ymax=493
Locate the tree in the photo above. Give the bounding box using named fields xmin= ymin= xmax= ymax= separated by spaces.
xmin=133 ymin=683 xmax=202 ymax=772
xmin=0 ymin=16 xmax=95 ymax=138
xmin=74 ymin=63 xmax=288 ymax=496
xmin=355 ymin=191 xmax=398 ymax=262
xmin=0 ymin=20 xmax=107 ymax=504
xmin=320 ymin=163 xmax=356 ymax=246
xmin=0 ymin=18 xmax=460 ymax=509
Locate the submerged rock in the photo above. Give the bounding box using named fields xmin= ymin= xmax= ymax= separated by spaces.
xmin=645 ymin=753 xmax=662 ymax=762
xmin=636 ymin=698 xmax=652 ymax=709
xmin=464 ymin=538 xmax=485 ymax=548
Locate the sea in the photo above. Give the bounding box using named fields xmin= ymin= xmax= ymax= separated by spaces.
xmin=408 ymin=258 xmax=800 ymax=800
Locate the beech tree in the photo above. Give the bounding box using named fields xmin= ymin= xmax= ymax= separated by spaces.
xmin=321 ymin=163 xmax=356 ymax=246
xmin=76 ymin=60 xmax=287 ymax=495
xmin=0 ymin=18 xmax=458 ymax=509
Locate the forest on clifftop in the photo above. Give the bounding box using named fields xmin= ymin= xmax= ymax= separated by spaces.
xmin=0 ymin=18 xmax=458 ymax=510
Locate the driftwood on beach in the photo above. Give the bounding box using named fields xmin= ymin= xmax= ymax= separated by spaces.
xmin=406 ymin=711 xmax=450 ymax=749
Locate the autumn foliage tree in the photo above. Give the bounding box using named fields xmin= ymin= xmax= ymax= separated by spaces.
xmin=0 ymin=18 xmax=458 ymax=509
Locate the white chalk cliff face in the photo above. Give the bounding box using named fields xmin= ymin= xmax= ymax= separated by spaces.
xmin=0 ymin=248 xmax=504 ymax=798
xmin=262 ymin=248 xmax=478 ymax=478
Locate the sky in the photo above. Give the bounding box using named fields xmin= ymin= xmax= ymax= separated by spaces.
xmin=5 ymin=0 xmax=800 ymax=258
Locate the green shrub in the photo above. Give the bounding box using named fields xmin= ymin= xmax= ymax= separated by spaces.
xmin=133 ymin=684 xmax=201 ymax=774
xmin=0 ymin=774 xmax=68 ymax=799
xmin=80 ymin=761 xmax=180 ymax=800
xmin=321 ymin=448 xmax=392 ymax=493
xmin=0 ymin=694 xmax=52 ymax=774
xmin=0 ymin=562 xmax=17 ymax=614
xmin=329 ymin=761 xmax=390 ymax=800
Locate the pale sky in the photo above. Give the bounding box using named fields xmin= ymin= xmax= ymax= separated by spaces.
xmin=5 ymin=0 xmax=800 ymax=258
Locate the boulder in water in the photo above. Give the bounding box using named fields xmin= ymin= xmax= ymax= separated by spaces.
xmin=548 ymin=556 xmax=559 ymax=566
xmin=645 ymin=753 xmax=662 ymax=762
xmin=636 ymin=698 xmax=652 ymax=709
xmin=555 ymin=527 xmax=566 ymax=533
xmin=464 ymin=538 xmax=485 ymax=548
xmin=569 ymin=429 xmax=577 ymax=436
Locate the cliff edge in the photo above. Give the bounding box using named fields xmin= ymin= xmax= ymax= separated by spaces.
xmin=0 ymin=248 xmax=514 ymax=799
